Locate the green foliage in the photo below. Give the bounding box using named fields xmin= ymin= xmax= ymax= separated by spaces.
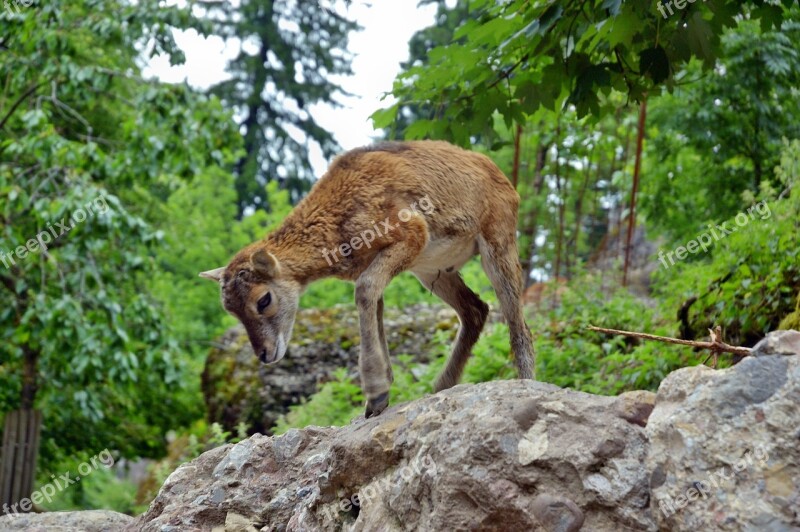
xmin=0 ymin=0 xmax=241 ymax=470
xmin=40 ymin=467 xmax=139 ymax=515
xmin=300 ymin=279 xmax=354 ymax=309
xmin=273 ymin=368 xmax=363 ymax=434
xmin=779 ymin=291 xmax=800 ymax=330
xmin=374 ymin=0 xmax=791 ymax=143
xmin=640 ymin=21 xmax=800 ymax=239
xmin=531 ymin=279 xmax=696 ymax=394
xmin=652 ymin=138 xmax=800 ymax=345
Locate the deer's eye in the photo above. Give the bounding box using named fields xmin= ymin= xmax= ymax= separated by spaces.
xmin=257 ymin=292 xmax=272 ymax=313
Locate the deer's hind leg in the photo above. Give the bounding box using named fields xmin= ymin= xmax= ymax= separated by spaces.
xmin=414 ymin=271 xmax=489 ymax=392
xmin=478 ymin=222 xmax=536 ymax=381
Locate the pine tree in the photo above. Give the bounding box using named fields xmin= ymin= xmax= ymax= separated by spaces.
xmin=202 ymin=0 xmax=358 ymax=211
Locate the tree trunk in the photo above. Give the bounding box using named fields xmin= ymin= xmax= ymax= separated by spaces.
xmin=20 ymin=344 xmax=38 ymax=410
xmin=511 ymin=123 xmax=523 ymax=190
xmin=572 ymin=148 xmax=594 ymax=272
xmin=623 ymin=96 xmax=648 ymax=287
xmin=522 ymin=139 xmax=549 ymax=287
xmin=554 ymin=142 xmax=568 ymax=282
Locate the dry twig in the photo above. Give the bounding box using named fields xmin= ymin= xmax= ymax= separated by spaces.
xmin=587 ymin=324 xmax=751 ymax=368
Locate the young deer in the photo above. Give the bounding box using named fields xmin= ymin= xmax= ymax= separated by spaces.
xmin=200 ymin=141 xmax=535 ymax=418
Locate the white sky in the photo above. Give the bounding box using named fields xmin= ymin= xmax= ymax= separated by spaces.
xmin=143 ymin=0 xmax=442 ymax=176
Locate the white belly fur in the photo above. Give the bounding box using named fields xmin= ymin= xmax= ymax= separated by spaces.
xmin=410 ymin=236 xmax=477 ymax=276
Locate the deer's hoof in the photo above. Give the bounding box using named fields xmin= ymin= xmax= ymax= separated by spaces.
xmin=365 ymin=392 xmax=390 ymax=418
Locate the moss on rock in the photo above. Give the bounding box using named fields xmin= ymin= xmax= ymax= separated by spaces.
xmin=779 ymin=291 xmax=800 ymax=330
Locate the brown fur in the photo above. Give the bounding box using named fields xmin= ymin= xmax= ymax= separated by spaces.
xmin=201 ymin=140 xmax=535 ymax=417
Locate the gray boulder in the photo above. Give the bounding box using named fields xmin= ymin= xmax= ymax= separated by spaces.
xmin=131 ymin=380 xmax=655 ymax=531
xmin=752 ymin=329 xmax=800 ymax=357
xmin=647 ymin=352 xmax=800 ymax=531
xmin=14 ymin=336 xmax=797 ymax=531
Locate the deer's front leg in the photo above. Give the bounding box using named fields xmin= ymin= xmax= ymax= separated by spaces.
xmin=356 ymin=278 xmax=392 ymax=418
xmin=355 ymin=216 xmax=428 ymax=417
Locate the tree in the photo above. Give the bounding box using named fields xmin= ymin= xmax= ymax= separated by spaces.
xmin=0 ymin=0 xmax=241 ymax=467
xmin=201 ymin=0 xmax=358 ymax=211
xmin=640 ymin=18 xmax=800 ymax=238
xmin=386 ymin=0 xmax=473 ymax=139
xmin=373 ymin=0 xmax=789 ymax=144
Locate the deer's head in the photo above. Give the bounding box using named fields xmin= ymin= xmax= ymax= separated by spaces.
xmin=200 ymin=247 xmax=300 ymax=364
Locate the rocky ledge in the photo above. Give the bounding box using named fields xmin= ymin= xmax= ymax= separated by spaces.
xmin=4 ymin=330 xmax=798 ymax=532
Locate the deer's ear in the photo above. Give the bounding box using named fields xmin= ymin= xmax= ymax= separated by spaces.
xmin=251 ymin=249 xmax=280 ymax=278
xmin=199 ymin=267 xmax=225 ymax=282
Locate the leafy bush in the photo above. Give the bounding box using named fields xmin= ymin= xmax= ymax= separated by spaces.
xmin=33 ymin=450 xmax=136 ymax=515
xmin=531 ymin=277 xmax=696 ymax=395
xmin=651 ymin=138 xmax=800 ymax=346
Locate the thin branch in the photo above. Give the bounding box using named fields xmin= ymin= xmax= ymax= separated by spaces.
xmin=50 ymin=80 xmax=93 ymax=139
xmin=588 ymin=325 xmax=752 ymax=359
xmin=0 ymin=81 xmax=45 ymax=131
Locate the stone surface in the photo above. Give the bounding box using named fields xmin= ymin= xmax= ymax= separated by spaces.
xmin=614 ymin=389 xmax=657 ymax=428
xmin=0 ymin=510 xmax=133 ymax=531
xmin=21 ymin=344 xmax=797 ymax=531
xmin=202 ymin=304 xmax=504 ymax=434
xmin=132 ymin=380 xmax=654 ymax=531
xmin=752 ymin=329 xmax=800 ymax=357
xmin=140 ymin=353 xmax=800 ymax=531
xmin=646 ymin=354 xmax=800 ymax=531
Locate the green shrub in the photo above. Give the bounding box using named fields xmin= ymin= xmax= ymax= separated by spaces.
xmin=531 ymin=278 xmax=696 ymax=395
xmin=651 ymin=139 xmax=800 ymax=345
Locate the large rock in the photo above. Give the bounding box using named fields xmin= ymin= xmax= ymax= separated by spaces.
xmin=202 ymin=304 xmax=502 ymax=434
xmin=132 ymin=380 xmax=655 ymax=531
xmin=646 ymin=341 xmax=800 ymax=530
xmin=32 ymin=334 xmax=796 ymax=531
xmin=752 ymin=329 xmax=800 ymax=357
xmin=0 ymin=510 xmax=133 ymax=531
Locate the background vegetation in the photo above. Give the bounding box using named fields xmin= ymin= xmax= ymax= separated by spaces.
xmin=1 ymin=0 xmax=798 ymax=515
